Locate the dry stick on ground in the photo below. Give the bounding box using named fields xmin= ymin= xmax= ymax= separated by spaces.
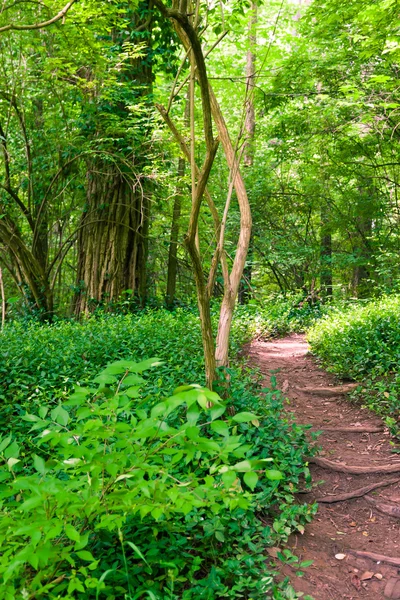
xmin=347 ymin=550 xmax=400 ymax=568
xmin=309 ymin=456 xmax=400 ymax=474
xmin=319 ymin=426 xmax=383 ymax=433
xmin=364 ymin=494 xmax=400 ymax=518
xmin=315 ymin=478 xmax=399 ymax=503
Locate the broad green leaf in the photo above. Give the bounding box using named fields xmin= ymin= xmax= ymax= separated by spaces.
xmin=232 ymin=412 xmax=259 ymax=423
xmin=51 ymin=405 xmax=69 ymax=426
xmin=33 ymin=454 xmax=46 ymax=475
xmin=232 ymin=460 xmax=252 ymax=472
xmin=76 ymin=550 xmax=95 ymax=562
xmin=243 ymin=471 xmax=258 ymax=490
xmin=222 ymin=470 xmax=237 ymax=488
xmin=0 ymin=436 xmax=11 ymax=453
xmin=266 ymin=469 xmax=284 ymax=481
xmin=4 ymin=441 xmax=19 ymax=459
xmin=65 ymin=524 xmax=80 ymax=542
xmin=210 ymin=420 xmax=229 ymax=436
xmin=125 ymin=385 xmax=141 ymax=398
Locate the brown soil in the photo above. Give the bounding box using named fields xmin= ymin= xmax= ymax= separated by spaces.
xmin=248 ymin=334 xmax=400 ymax=600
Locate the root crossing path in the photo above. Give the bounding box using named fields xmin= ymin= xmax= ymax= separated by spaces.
xmin=248 ymin=334 xmax=400 ymax=600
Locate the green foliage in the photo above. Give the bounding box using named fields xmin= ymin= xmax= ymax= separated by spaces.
xmin=308 ymin=295 xmax=400 ymax=436
xmin=0 ymin=308 xmax=316 ymax=598
xmin=232 ymin=294 xmax=332 ymax=342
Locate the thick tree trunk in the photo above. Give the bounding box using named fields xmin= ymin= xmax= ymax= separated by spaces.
xmin=74 ymin=164 xmax=148 ymax=315
xmin=74 ymin=4 xmax=153 ymax=316
xmin=0 ymin=217 xmax=53 ymax=318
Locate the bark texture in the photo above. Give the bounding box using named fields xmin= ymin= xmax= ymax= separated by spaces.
xmin=74 ymin=164 xmax=148 ymax=315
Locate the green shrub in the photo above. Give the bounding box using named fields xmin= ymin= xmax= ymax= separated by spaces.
xmin=308 ymin=295 xmax=400 ymax=435
xmin=0 ymin=359 xmax=315 ymax=599
xmin=0 ymin=307 xmax=316 ymax=598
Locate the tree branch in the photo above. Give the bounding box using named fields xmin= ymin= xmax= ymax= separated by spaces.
xmin=0 ymin=0 xmax=77 ymax=32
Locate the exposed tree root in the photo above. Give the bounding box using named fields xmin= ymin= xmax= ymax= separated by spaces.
xmin=364 ymin=495 xmax=400 ymax=518
xmin=320 ymin=426 xmax=383 ymax=433
xmin=297 ymin=383 xmax=359 ymax=396
xmin=347 ymin=549 xmax=400 ymax=568
xmin=315 ymin=478 xmax=399 ymax=503
xmin=309 ymin=456 xmax=400 ymax=474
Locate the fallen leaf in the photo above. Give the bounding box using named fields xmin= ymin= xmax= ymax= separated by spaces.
xmin=360 ymin=571 xmax=374 ymax=581
xmin=374 ymin=573 xmax=383 ymax=580
xmin=362 ymin=531 xmax=369 ymax=536
xmin=349 ymin=522 xmax=357 ymax=527
xmin=335 ymin=553 xmax=347 ymax=560
xmin=267 ymin=547 xmax=279 ymax=558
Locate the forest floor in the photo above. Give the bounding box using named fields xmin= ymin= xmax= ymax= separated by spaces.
xmin=248 ymin=334 xmax=400 ymax=600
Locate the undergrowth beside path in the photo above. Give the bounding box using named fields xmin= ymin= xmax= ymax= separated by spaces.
xmin=0 ymin=306 xmax=316 ymax=599
xmin=308 ymin=295 xmax=400 ymax=437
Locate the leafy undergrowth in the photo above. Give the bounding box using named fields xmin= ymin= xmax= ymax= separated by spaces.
xmin=0 ymin=308 xmax=316 ymax=599
xmin=308 ymin=295 xmax=400 ymax=437
xmin=233 ymin=293 xmax=333 ymax=342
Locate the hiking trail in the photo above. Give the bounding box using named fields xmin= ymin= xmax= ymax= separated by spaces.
xmin=248 ymin=334 xmax=400 ymax=600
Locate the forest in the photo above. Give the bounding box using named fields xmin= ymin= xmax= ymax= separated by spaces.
xmin=0 ymin=0 xmax=400 ymax=598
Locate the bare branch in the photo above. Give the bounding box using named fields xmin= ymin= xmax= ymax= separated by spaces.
xmin=0 ymin=0 xmax=77 ymax=32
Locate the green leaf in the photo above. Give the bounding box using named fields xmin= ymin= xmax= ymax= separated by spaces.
xmin=123 ymin=374 xmax=145 ymax=385
xmin=33 ymin=454 xmax=46 ymax=475
xmin=209 ymin=405 xmax=226 ymax=421
xmin=65 ymin=524 xmax=80 ymax=542
xmin=266 ymin=469 xmax=283 ymax=481
xmin=0 ymin=436 xmax=12 ymax=453
xmin=232 ymin=412 xmax=259 ymax=423
xmin=243 ymin=471 xmax=258 ymax=490
xmin=125 ymin=385 xmax=141 ymax=398
xmin=222 ymin=470 xmax=237 ymax=487
xmin=232 ymin=460 xmax=252 ymax=472
xmin=76 ymin=550 xmax=95 ymax=562
xmin=51 ymin=405 xmax=69 ymax=426
xmin=126 ymin=541 xmax=149 ymax=565
xmin=4 ymin=441 xmax=19 ymax=459
xmin=7 ymin=457 xmax=20 ymax=470
xmin=210 ymin=420 xmax=229 ymax=436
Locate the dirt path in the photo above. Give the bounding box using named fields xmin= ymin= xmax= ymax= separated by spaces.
xmin=248 ymin=334 xmax=400 ymax=600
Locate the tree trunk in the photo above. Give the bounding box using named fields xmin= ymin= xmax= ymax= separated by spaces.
xmin=166 ymin=156 xmax=185 ymax=309
xmin=74 ymin=5 xmax=153 ymax=315
xmin=320 ymin=202 xmax=333 ymax=297
xmin=239 ymin=3 xmax=257 ymax=304
xmin=74 ymin=164 xmax=148 ymax=315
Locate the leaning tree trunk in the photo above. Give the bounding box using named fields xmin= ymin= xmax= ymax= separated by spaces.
xmin=74 ymin=164 xmax=148 ymax=315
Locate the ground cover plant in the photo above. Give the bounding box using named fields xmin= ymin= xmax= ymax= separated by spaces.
xmin=0 ymin=308 xmax=316 ymax=599
xmin=308 ymin=295 xmax=400 ymax=437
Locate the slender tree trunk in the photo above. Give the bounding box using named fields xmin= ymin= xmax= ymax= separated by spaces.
xmin=166 ymin=91 xmax=189 ymax=309
xmin=166 ymin=156 xmax=185 ymax=309
xmin=239 ymin=2 xmax=257 ymax=304
xmin=0 ymin=268 xmax=5 ymax=331
xmin=320 ymin=202 xmax=333 ymax=298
